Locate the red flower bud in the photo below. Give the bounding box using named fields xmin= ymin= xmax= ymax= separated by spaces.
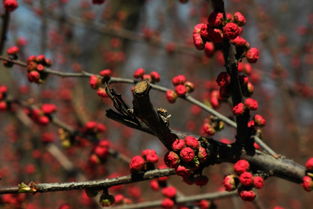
xmin=161 ymin=198 xmax=174 ymax=209
xmin=89 ymin=75 xmax=101 ymax=89
xmin=198 ymin=146 xmax=208 ymax=162
xmin=201 ymin=123 xmax=216 ymax=136
xmin=208 ymin=12 xmax=224 ymax=27
xmin=305 ymin=157 xmax=313 ymax=171
xmin=254 ymin=114 xmax=266 ymax=126
xmin=27 ymin=71 xmax=40 ymax=83
xmin=3 ymin=0 xmax=18 ymax=12
xmin=150 ymin=180 xmax=159 ymax=191
xmin=246 ymin=48 xmax=259 ymax=63
xmin=164 ymin=151 xmax=180 ymax=168
xmin=231 ymin=36 xmax=249 ymax=47
xmin=223 ymin=175 xmax=237 ymax=191
xmin=150 ymin=71 xmax=160 ymax=83
xmin=198 ymin=200 xmax=210 ymax=209
xmin=97 ymin=88 xmax=108 ymax=98
xmin=244 ymin=98 xmax=258 ymax=110
xmin=204 ymin=42 xmax=215 ymax=57
xmin=239 ymin=190 xmax=256 ymax=201
xmin=193 ymin=24 xmax=205 ymax=50
xmin=234 ymin=159 xmax=250 ymax=174
xmin=184 ymin=81 xmax=195 ymax=93
xmin=133 ymin=68 xmax=145 ymax=79
xmin=142 ymin=149 xmax=159 ymax=163
xmin=223 ymin=23 xmax=241 ymax=40
xmin=172 ymin=75 xmax=186 ymax=86
xmin=172 ymin=139 xmax=185 ymax=151
xmin=232 ymin=103 xmax=245 ymax=115
xmin=207 ymin=28 xmax=223 ymax=43
xmin=175 ymin=165 xmax=191 ymax=177
xmin=94 ymin=146 xmax=109 ymax=158
xmin=41 ymin=104 xmax=57 ymax=114
xmin=0 ymin=101 xmax=8 ymax=111
xmin=216 ymin=72 xmax=231 ymax=87
xmin=99 ymin=69 xmax=112 ymax=81
xmin=179 ymin=147 xmax=195 ymax=162
xmin=166 ymin=90 xmax=178 ymax=103
xmin=7 ymin=46 xmax=19 ymax=55
xmin=302 ymin=176 xmax=313 ymax=192
xmin=175 ymin=85 xmax=187 ymax=96
xmin=184 ymin=136 xmax=199 ymax=149
xmin=129 ymin=155 xmax=145 ymax=172
xmin=253 ymin=176 xmax=264 ymax=189
xmin=162 ymin=186 xmax=176 ymax=198
xmin=239 ymin=172 xmax=253 ymax=186
xmin=234 ymin=12 xmax=246 ymax=26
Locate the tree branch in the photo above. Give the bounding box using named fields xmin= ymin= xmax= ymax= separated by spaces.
xmin=0 ymin=168 xmax=175 ymax=194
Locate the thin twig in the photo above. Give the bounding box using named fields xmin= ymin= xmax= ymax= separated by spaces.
xmin=111 ymin=191 xmax=237 ymax=209
xmin=0 ymin=168 xmax=176 ymax=194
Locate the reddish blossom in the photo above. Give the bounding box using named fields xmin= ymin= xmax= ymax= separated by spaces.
xmin=133 ymin=68 xmax=145 ymax=79
xmin=184 ymin=136 xmax=199 ymax=149
xmin=305 ymin=157 xmax=313 ymax=170
xmin=223 ymin=23 xmax=241 ymax=40
xmin=239 ymin=190 xmax=256 ymax=201
xmin=179 ymin=147 xmax=195 ymax=162
xmin=232 ymin=103 xmax=245 ymax=115
xmin=245 ymin=98 xmax=258 ymax=110
xmin=172 ymin=75 xmax=186 ymax=86
xmin=129 ymin=155 xmax=145 ymax=172
xmin=175 ymin=84 xmax=187 ymax=96
xmin=162 ymin=186 xmax=176 ymax=198
xmin=246 ymin=48 xmax=259 ymax=63
xmin=223 ymin=175 xmax=237 ymax=191
xmin=164 ymin=151 xmax=180 ymax=168
xmin=234 ymin=159 xmax=250 ymax=174
xmin=161 ymin=198 xmax=174 ymax=209
xmin=234 ymin=12 xmax=246 ymax=26
xmin=253 ymin=176 xmax=264 ymax=189
xmin=166 ymin=90 xmax=177 ymax=103
xmin=239 ymin=172 xmax=253 ymax=186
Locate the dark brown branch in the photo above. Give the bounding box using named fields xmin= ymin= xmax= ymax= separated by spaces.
xmin=132 ymin=81 xmax=177 ymax=150
xmin=0 ymin=10 xmax=10 ymax=54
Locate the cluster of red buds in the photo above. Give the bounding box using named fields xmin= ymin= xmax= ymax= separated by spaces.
xmin=0 ymin=85 xmax=8 ymax=111
xmin=129 ymin=149 xmax=159 ymax=173
xmin=26 ymin=55 xmax=52 ymax=84
xmin=3 ymin=0 xmax=18 ymax=12
xmin=133 ymin=68 xmax=161 ymax=84
xmin=223 ymin=159 xmax=264 ymax=201
xmin=89 ymin=69 xmax=112 ymax=98
xmin=193 ymin=11 xmax=259 ymax=62
xmin=164 ymin=136 xmax=209 ymax=185
xmin=200 ymin=116 xmax=224 ymax=136
xmin=302 ymin=157 xmax=313 ymax=192
xmin=88 ymin=139 xmax=110 ymax=165
xmin=25 ymin=104 xmax=57 ymax=126
xmin=166 ymin=75 xmax=195 ymax=103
